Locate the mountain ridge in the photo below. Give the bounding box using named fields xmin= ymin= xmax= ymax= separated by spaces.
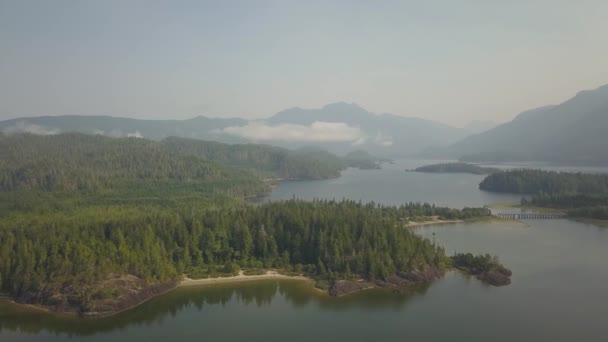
xmin=0 ymin=103 xmax=473 ymax=157
xmin=447 ymin=84 xmax=608 ymax=164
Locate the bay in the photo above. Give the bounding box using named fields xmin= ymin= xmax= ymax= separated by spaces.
xmin=2 ymin=160 xmax=608 ymax=341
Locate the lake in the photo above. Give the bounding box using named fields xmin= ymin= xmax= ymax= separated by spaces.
xmin=2 ymin=160 xmax=608 ymax=341
xmin=266 ymin=159 xmax=523 ymax=208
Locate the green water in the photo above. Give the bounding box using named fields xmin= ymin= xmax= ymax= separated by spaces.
xmin=2 ymin=160 xmax=608 ymax=341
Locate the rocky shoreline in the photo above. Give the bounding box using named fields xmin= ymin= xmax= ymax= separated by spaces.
xmin=81 ymin=281 xmax=179 ymax=318
xmin=455 ymin=265 xmax=512 ymax=286
xmin=475 ymin=267 xmax=512 ymax=286
xmin=11 ymin=275 xmax=179 ymax=318
xmin=329 ymin=266 xmax=445 ymax=297
xmin=5 ymin=263 xmax=511 ymax=318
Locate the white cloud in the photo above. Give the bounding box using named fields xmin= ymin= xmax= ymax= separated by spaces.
xmin=127 ymin=130 xmax=143 ymax=138
xmin=2 ymin=121 xmax=60 ymax=135
xmin=221 ymin=121 xmax=366 ymax=143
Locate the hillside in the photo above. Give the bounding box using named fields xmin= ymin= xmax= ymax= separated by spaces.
xmin=0 ymin=133 xmax=269 ymax=208
xmin=265 ymin=102 xmax=470 ymax=155
xmin=161 ymin=137 xmax=345 ymax=180
xmin=0 ymin=133 xmax=359 ymax=213
xmin=447 ymin=84 xmax=608 ymax=164
xmin=0 ymin=134 xmax=495 ymax=316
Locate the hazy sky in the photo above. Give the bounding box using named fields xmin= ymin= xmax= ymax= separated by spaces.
xmin=1 ymin=0 xmax=607 ymax=126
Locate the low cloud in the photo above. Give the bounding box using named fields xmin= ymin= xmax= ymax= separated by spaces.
xmin=127 ymin=130 xmax=143 ymax=138
xmin=221 ymin=121 xmax=366 ymax=143
xmin=2 ymin=121 xmax=60 ymax=135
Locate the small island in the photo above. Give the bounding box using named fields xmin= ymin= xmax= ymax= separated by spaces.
xmin=411 ymin=162 xmax=502 ymax=175
xmin=451 ymin=253 xmax=512 ymax=286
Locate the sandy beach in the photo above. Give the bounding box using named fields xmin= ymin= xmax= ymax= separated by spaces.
xmin=179 ymin=270 xmax=310 ymax=287
xmin=404 ymin=218 xmax=464 ymax=227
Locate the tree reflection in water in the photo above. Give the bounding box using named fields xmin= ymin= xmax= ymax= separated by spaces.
xmin=0 ymin=279 xmax=430 ymax=337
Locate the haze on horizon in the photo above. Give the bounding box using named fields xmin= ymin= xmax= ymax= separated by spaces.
xmin=1 ymin=0 xmax=607 ymax=127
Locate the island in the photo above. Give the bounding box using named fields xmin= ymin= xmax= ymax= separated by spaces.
xmin=451 ymin=253 xmax=512 ymax=286
xmin=0 ymin=133 xmax=510 ymax=318
xmin=411 ymin=162 xmax=502 ymax=175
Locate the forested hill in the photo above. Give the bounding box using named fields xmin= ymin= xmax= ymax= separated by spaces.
xmin=0 ymin=133 xmax=270 ymax=207
xmin=0 ymin=133 xmax=351 ymax=191
xmin=0 ymin=133 xmax=498 ymax=315
xmin=161 ymin=137 xmax=344 ymax=180
xmin=0 ymin=199 xmax=487 ymax=315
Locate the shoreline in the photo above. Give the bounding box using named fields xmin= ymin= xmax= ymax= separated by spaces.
xmin=405 ymin=219 xmax=464 ymax=227
xmin=404 ymin=215 xmax=502 ymax=228
xmin=1 ymin=271 xmax=318 ymax=319
xmin=2 ymin=262 xmax=508 ymax=320
xmin=179 ymin=270 xmax=311 ymax=287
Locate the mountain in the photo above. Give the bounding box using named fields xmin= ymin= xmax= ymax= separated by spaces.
xmin=0 ymin=115 xmax=247 ymax=143
xmin=262 ymin=102 xmax=470 ymax=156
xmin=0 ymin=103 xmax=470 ymax=157
xmin=463 ymin=120 xmax=497 ymax=134
xmin=446 ymin=84 xmax=608 ymax=165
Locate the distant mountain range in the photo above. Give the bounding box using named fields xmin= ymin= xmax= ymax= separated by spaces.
xmin=443 ymin=84 xmax=608 ymax=165
xmin=3 ymin=83 xmax=606 ymax=163
xmin=0 ymin=115 xmax=248 ymax=143
xmin=0 ymin=102 xmax=479 ymax=157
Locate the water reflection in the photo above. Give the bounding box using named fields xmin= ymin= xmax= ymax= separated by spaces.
xmin=0 ymin=279 xmax=429 ymax=337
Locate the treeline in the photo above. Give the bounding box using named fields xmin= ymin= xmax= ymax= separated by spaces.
xmin=523 ymin=193 xmax=608 ymax=209
xmin=451 ymin=253 xmax=502 ymax=274
xmin=414 ymin=162 xmax=501 ymax=175
xmin=0 ymin=133 xmax=267 ymax=197
xmin=567 ymin=206 xmax=608 ymax=220
xmin=391 ymin=202 xmax=491 ymax=220
xmin=0 ymin=133 xmax=359 ymax=195
xmin=0 ymin=199 xmax=486 ymax=310
xmin=480 ymin=169 xmax=608 ymax=220
xmin=0 ymin=134 xmax=386 ymax=203
xmin=479 ymin=169 xmax=608 ymax=194
xmin=451 ymin=253 xmax=512 ymax=286
xmin=161 ymin=137 xmax=345 ymax=180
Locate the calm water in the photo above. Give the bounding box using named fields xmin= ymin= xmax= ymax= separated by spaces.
xmin=267 ymin=159 xmax=523 ymax=208
xmin=2 ymin=160 xmax=608 ymax=341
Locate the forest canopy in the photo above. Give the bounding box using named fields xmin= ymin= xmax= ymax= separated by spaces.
xmin=479 ymin=169 xmax=608 ymax=220
xmin=414 ymin=162 xmax=501 ymax=175
xmin=0 ymin=132 xmax=495 ymax=314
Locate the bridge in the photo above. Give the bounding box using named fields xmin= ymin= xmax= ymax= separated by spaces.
xmin=493 ymin=213 xmax=566 ymax=220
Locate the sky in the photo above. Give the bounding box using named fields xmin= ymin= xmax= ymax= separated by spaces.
xmin=1 ymin=0 xmax=607 ymax=127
